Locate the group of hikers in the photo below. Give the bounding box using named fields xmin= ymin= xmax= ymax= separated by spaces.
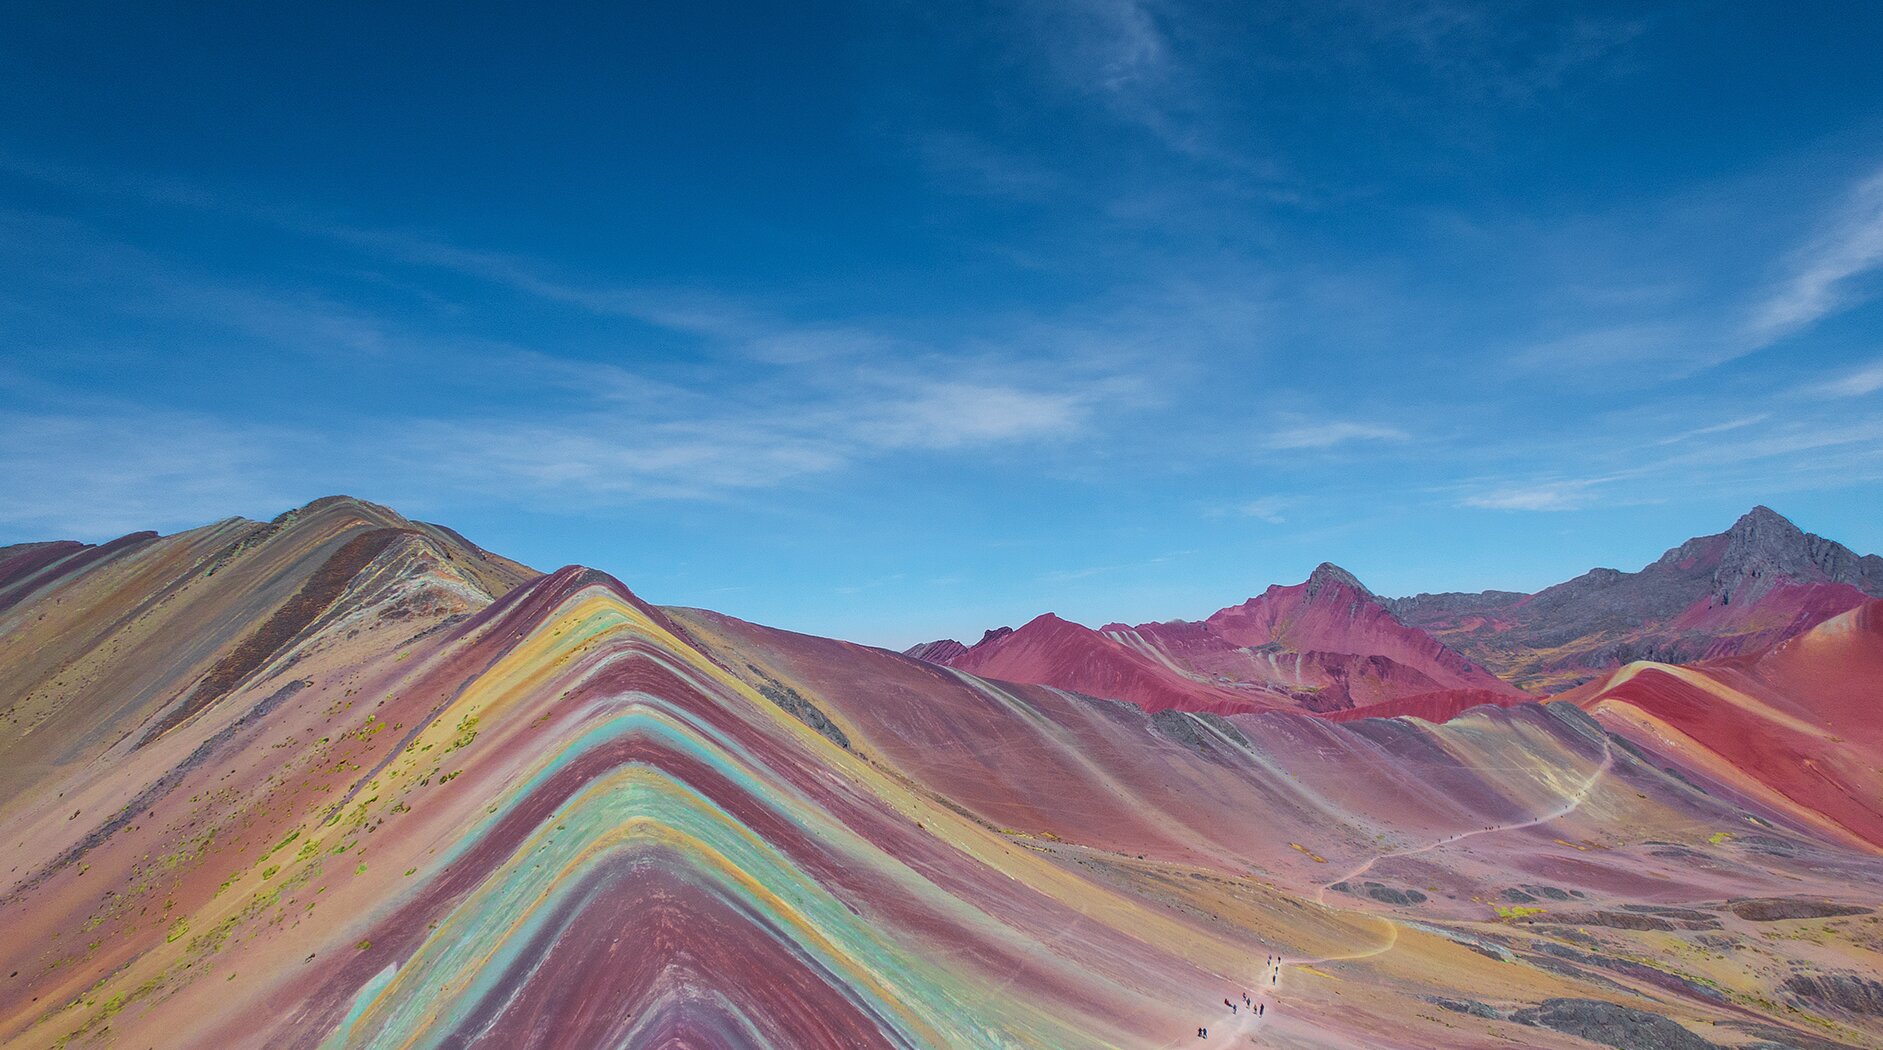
xmin=1221 ymin=994 xmax=1265 ymax=1016
xmin=1195 ymin=956 xmax=1278 ymax=1038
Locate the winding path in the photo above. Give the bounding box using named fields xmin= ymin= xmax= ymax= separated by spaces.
xmin=1313 ymin=739 xmax=1616 ymax=909
xmin=1162 ymin=735 xmax=1615 ymax=1046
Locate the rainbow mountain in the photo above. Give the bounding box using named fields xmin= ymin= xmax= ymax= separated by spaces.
xmin=1 ymin=497 xmax=1879 ymax=1049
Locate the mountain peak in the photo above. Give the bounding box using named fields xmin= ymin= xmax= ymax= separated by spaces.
xmin=1306 ymin=562 xmax=1371 ymax=599
xmin=904 ymin=638 xmax=968 ymax=663
xmin=976 ymin=625 xmax=1016 ymax=646
xmin=1712 ymin=505 xmax=1883 ymax=605
xmin=1720 ymin=505 xmax=1815 ymax=578
xmin=1728 ymin=504 xmax=1801 ymax=539
xmin=271 ymin=494 xmax=410 ymax=531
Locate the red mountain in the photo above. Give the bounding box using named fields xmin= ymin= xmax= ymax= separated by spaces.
xmin=940 ymin=612 xmax=1272 ymax=714
xmin=1567 ymin=597 xmax=1883 ymax=850
xmin=914 ymin=563 xmax=1521 ymax=716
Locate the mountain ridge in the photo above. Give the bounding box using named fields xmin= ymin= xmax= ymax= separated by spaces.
xmin=913 ymin=505 xmax=1879 ymax=701
xmin=1387 ymin=506 xmax=1883 ymax=689
xmin=915 ymin=561 xmax=1522 ymax=716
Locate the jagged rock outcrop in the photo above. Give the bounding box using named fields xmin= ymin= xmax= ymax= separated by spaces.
xmin=1511 ymin=998 xmax=1720 ymax=1049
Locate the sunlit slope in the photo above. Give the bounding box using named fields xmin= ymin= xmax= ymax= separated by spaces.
xmin=0 ymin=496 xmax=534 ymax=809
xmin=1572 ymin=598 xmax=1883 ymax=851
xmin=0 ymin=561 xmax=1260 ymax=1048
xmin=674 ymin=607 xmax=1883 ymax=1048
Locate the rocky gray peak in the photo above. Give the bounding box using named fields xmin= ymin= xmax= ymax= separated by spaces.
xmin=1305 ymin=562 xmax=1372 ymax=600
xmin=1382 ymin=589 xmax=1525 ymax=619
xmin=1713 ymin=506 xmax=1883 ymax=603
xmin=1364 ymin=506 xmax=1880 ymax=686
xmin=1723 ymin=505 xmax=1807 ymax=560
xmin=1732 ymin=503 xmax=1792 ymax=531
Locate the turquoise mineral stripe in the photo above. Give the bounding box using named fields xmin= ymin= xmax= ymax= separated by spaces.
xmin=328 ymin=771 xmax=982 ymax=1047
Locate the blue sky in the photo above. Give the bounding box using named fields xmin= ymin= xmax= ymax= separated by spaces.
xmin=3 ymin=2 xmax=1882 ymax=647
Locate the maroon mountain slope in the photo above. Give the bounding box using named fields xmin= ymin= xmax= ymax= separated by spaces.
xmin=901 ymin=637 xmax=969 ymax=663
xmin=1120 ymin=563 xmax=1523 ymax=709
xmin=912 ymin=564 xmax=1521 ymax=716
xmin=937 ymin=612 xmax=1280 ymax=714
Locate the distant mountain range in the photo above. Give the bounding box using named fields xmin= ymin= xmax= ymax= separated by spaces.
xmin=909 ymin=562 xmax=1521 ymax=716
xmin=909 ymin=506 xmax=1883 ymax=709
xmin=1388 ymin=505 xmax=1883 ymax=689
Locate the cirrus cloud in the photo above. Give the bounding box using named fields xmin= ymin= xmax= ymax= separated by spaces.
xmin=1262 ymin=420 xmax=1409 ymax=450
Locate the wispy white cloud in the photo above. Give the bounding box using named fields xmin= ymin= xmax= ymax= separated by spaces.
xmin=1652 ymin=418 xmax=1883 ymax=469
xmin=401 ymin=418 xmax=847 ymax=503
xmin=1366 ymin=4 xmax=1645 ymax=101
xmin=1263 ymin=420 xmax=1408 ymax=450
xmin=0 ymin=360 xmax=1134 ymax=539
xmin=1747 ymin=166 xmax=1883 ymax=347
xmin=1452 ymin=411 xmax=1883 ymax=517
xmin=1039 ymin=565 xmax=1110 ymax=582
xmin=0 ymin=410 xmax=303 ymax=538
xmin=1499 ymin=166 xmax=1883 ymax=381
xmin=1514 ymin=322 xmax=1690 ymax=372
xmin=1461 ymin=479 xmax=1601 ymax=512
xmin=1043 ymin=0 xmax=1171 ymax=96
xmin=1032 ymin=0 xmax=1199 ymax=162
xmin=0 ymin=165 xmax=1168 ymax=520
xmin=1810 ymin=357 xmax=1883 ymax=398
xmin=1652 ymin=413 xmax=1770 ymax=445
xmin=0 ymin=208 xmax=400 ymax=361
xmin=1233 ymin=496 xmax=1294 ymax=523
xmin=0 ymin=212 xmax=1152 ymax=529
xmin=851 ymin=381 xmax=1091 ymax=450
xmin=15 ymin=161 xmax=684 ymax=334
xmin=1038 ymin=547 xmax=1192 ymax=584
xmin=1016 ymin=0 xmax=1286 ymax=176
xmin=398 ymin=370 xmax=1113 ymax=505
